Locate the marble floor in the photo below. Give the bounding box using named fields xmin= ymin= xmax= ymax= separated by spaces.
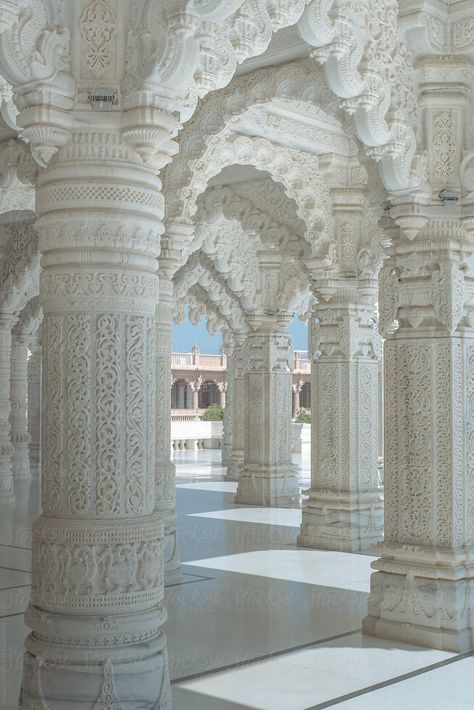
xmin=1 ymin=449 xmax=473 ymax=708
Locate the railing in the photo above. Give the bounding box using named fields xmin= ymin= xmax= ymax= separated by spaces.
xmin=171 ymin=350 xmax=309 ymax=373
xmin=172 ymin=353 xmax=194 ymax=366
xmin=171 ymin=352 xmax=226 ymax=369
xmin=171 ymin=408 xmax=206 ymax=422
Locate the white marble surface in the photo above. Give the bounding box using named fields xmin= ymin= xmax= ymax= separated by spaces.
xmin=2 ymin=449 xmax=473 ymax=709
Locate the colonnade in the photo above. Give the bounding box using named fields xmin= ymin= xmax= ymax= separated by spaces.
xmin=0 ymin=1 xmax=473 ymax=706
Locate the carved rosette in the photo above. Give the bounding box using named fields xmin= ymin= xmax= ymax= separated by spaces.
xmin=235 ymin=328 xmax=299 ymax=506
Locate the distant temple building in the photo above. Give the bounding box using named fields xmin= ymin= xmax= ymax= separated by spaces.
xmin=171 ymin=346 xmax=310 ymax=420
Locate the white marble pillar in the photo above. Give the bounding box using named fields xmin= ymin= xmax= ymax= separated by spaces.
xmin=177 ymin=382 xmax=185 ymax=408
xmin=363 ymin=218 xmax=474 ymax=651
xmin=292 ymin=381 xmax=302 ymax=419
xmin=0 ymin=314 xmax=15 ymax=502
xmin=155 ymin=273 xmax=181 ymax=585
xmin=377 ymin=351 xmax=384 ymax=486
xmin=10 ymin=333 xmax=31 ymax=481
xmin=298 ymin=286 xmax=383 ymax=551
xmin=20 ymin=131 xmax=170 ymax=708
xmin=222 ymin=347 xmax=234 ymax=467
xmin=225 ymin=335 xmax=247 ymax=481
xmin=191 ymin=380 xmax=200 ymax=410
xmin=28 ymin=336 xmax=42 ymax=477
xmin=235 ymin=326 xmax=299 ymax=506
xmin=219 ymin=383 xmax=226 ymax=409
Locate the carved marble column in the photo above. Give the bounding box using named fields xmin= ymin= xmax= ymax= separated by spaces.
xmin=363 ymin=213 xmax=474 ymax=651
xmin=235 ymin=325 xmax=299 ymax=506
xmin=225 ymin=334 xmax=247 ymax=481
xmin=28 ymin=334 xmax=42 ymax=477
xmin=298 ymin=281 xmax=383 ymax=551
xmin=155 ymin=270 xmax=181 ymax=585
xmin=191 ymin=379 xmax=201 ymax=410
xmin=20 ymin=131 xmax=170 ymax=708
xmin=363 ymin=27 xmax=474 ymax=650
xmin=0 ymin=314 xmax=15 ymax=502
xmin=10 ymin=333 xmax=31 ymax=481
xmin=292 ymin=380 xmax=303 ymax=419
xmin=218 ymin=383 xmax=226 ymax=409
xmin=222 ymin=344 xmax=234 ymax=467
xmin=177 ymin=382 xmax=185 ymax=409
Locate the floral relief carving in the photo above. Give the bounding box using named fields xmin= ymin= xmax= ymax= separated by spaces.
xmin=433 ymin=111 xmax=457 ymax=179
xmin=80 ymin=0 xmax=117 ymax=79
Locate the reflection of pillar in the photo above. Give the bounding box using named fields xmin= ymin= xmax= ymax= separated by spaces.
xmin=28 ymin=336 xmax=42 ymax=477
xmin=235 ymin=327 xmax=299 ymax=506
xmin=177 ymin=382 xmax=185 ymax=408
xmin=0 ymin=314 xmax=15 ymax=502
xmin=10 ymin=334 xmax=31 ymax=481
xmin=155 ymin=273 xmax=180 ymax=585
xmin=222 ymin=346 xmax=233 ymax=466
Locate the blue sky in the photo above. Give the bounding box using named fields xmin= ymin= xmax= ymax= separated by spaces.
xmin=172 ymin=310 xmax=308 ymax=353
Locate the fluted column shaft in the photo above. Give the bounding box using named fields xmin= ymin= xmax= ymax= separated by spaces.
xmin=0 ymin=314 xmax=15 ymax=502
xmin=27 ymin=340 xmax=42 ymax=477
xmin=20 ymin=131 xmax=170 ymax=708
xmin=235 ymin=328 xmax=299 ymax=506
xmin=155 ymin=276 xmax=180 ymax=584
xmin=10 ymin=334 xmax=31 ymax=481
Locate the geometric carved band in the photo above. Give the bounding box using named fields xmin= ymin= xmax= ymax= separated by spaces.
xmin=31 ymin=514 xmax=164 ymax=612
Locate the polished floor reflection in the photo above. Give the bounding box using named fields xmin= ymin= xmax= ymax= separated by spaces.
xmin=1 ymin=450 xmax=473 ymax=709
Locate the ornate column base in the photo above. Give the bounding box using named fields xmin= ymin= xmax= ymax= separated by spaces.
xmin=235 ymin=464 xmax=300 ymax=507
xmin=363 ymin=543 xmax=474 ymax=652
xmin=20 ymin=512 xmax=170 ymax=707
xmin=298 ymin=491 xmax=383 ymax=552
xmin=20 ymin=632 xmax=171 ymax=709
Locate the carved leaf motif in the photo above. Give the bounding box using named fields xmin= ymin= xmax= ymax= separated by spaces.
xmin=80 ymin=0 xmax=117 ymax=79
xmin=433 ymin=111 xmax=456 ymax=179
